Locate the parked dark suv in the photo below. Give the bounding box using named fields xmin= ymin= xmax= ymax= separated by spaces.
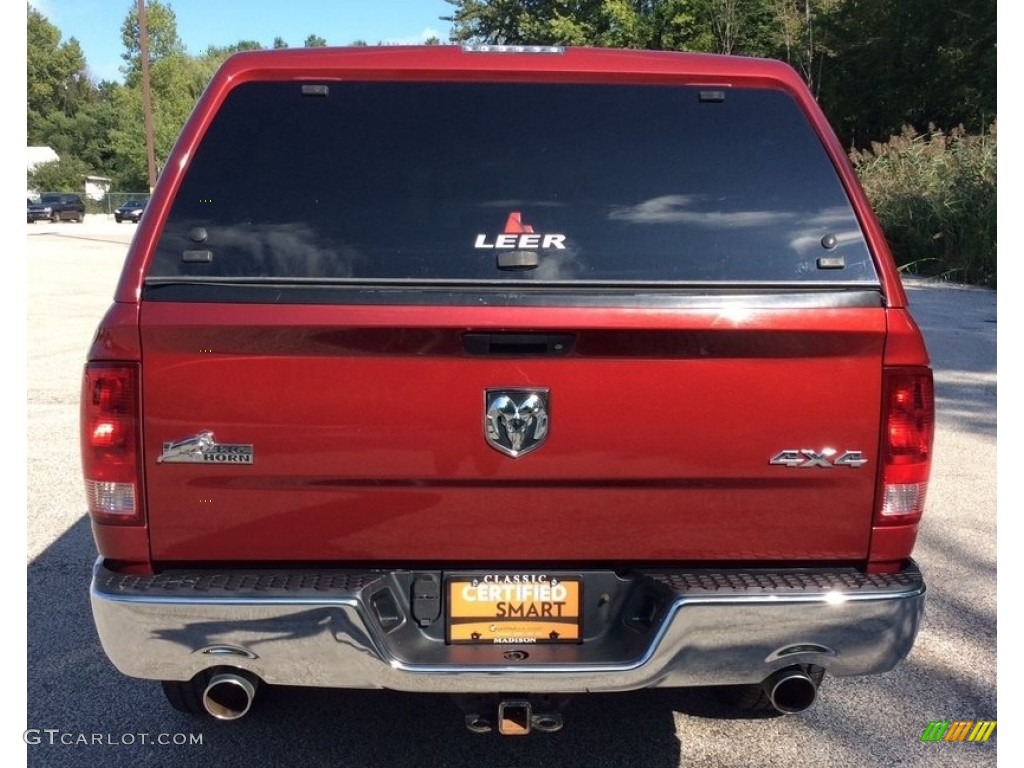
xmin=28 ymin=193 xmax=86 ymax=223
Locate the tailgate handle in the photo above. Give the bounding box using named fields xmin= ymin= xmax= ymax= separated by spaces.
xmin=462 ymin=333 xmax=575 ymax=356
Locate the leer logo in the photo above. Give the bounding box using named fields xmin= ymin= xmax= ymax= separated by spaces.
xmin=474 ymin=212 xmax=567 ymax=250
xmin=920 ymin=720 xmax=996 ymax=742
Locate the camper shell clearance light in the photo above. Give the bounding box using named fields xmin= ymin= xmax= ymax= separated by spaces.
xmin=461 ymin=45 xmax=566 ymax=54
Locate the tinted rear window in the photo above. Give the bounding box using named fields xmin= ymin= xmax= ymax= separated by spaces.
xmin=150 ymin=81 xmax=877 ymax=284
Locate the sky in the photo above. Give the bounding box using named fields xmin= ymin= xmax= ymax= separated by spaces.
xmin=29 ymin=0 xmax=456 ymax=83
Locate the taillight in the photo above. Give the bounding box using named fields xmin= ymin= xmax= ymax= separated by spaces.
xmin=876 ymin=368 xmax=934 ymax=524
xmin=81 ymin=363 xmax=143 ymax=525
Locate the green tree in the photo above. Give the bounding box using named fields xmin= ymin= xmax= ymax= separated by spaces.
xmin=443 ymin=0 xmax=744 ymax=52
xmin=104 ymin=51 xmax=215 ymax=189
xmin=110 ymin=2 xmax=208 ymax=188
xmin=706 ymin=0 xmax=739 ymax=53
xmin=201 ymin=40 xmax=263 ymax=57
xmin=24 ymin=0 xmax=997 ymax=196
xmin=27 ymin=156 xmax=90 ymax=194
xmin=822 ymin=0 xmax=996 ymax=145
xmin=120 ymin=0 xmax=186 ymax=82
xmin=441 ymin=0 xmax=995 ymax=147
xmin=766 ymin=0 xmax=840 ymax=98
xmin=70 ymin=84 xmax=123 ymax=176
xmin=27 ymin=3 xmax=92 ymax=143
xmin=26 ymin=2 xmax=114 ymax=186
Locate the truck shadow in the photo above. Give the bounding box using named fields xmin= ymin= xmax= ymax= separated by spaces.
xmin=26 ymin=517 xmax=682 ymax=768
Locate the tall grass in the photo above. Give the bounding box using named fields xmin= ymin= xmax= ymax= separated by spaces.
xmin=850 ymin=124 xmax=997 ymax=287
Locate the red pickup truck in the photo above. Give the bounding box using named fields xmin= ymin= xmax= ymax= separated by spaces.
xmin=84 ymin=46 xmax=933 ymax=735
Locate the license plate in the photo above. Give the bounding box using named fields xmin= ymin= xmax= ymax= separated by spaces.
xmin=448 ymin=575 xmax=581 ymax=644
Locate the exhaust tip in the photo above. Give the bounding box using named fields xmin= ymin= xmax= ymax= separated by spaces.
xmin=764 ymin=668 xmax=818 ymax=714
xmin=202 ymin=672 xmax=257 ymax=721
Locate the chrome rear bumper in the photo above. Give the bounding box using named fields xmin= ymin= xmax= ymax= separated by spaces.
xmin=91 ymin=559 xmax=924 ymax=693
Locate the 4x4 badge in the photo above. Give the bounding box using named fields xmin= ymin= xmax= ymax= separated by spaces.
xmin=484 ymin=389 xmax=549 ymax=458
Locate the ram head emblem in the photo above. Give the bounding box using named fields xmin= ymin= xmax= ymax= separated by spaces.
xmin=484 ymin=389 xmax=549 ymax=458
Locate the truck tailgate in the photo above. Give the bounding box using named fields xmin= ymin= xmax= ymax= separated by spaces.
xmin=140 ymin=299 xmax=885 ymax=563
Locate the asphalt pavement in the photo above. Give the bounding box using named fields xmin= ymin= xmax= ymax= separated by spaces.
xmin=23 ymin=220 xmax=999 ymax=767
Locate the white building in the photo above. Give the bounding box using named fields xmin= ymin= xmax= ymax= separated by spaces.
xmin=26 ymin=146 xmax=60 ymax=198
xmin=85 ymin=175 xmax=112 ymax=201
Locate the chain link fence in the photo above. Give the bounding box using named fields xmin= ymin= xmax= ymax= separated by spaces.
xmin=85 ymin=192 xmax=151 ymax=215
